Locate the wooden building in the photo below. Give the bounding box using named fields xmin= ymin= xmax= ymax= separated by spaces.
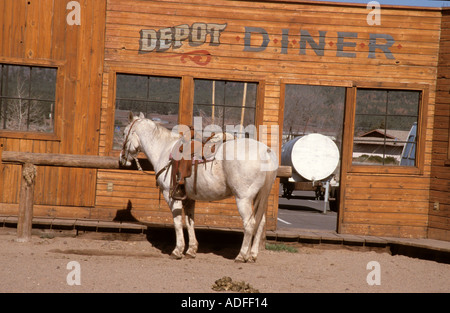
xmin=0 ymin=0 xmax=449 ymax=240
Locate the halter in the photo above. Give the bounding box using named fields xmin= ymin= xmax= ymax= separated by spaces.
xmin=121 ymin=118 xmax=171 ymax=178
xmin=121 ymin=118 xmax=141 ymax=168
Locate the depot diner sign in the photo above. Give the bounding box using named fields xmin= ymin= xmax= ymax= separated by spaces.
xmin=139 ymin=22 xmax=396 ymax=61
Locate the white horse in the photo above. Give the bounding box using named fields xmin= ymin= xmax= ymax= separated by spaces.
xmin=119 ymin=112 xmax=278 ymax=262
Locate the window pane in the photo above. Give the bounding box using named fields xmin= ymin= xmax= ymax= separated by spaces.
xmin=224 ymin=106 xmax=256 ymax=133
xmin=386 ymin=115 xmax=417 ymax=132
xmin=194 ymin=103 xmax=223 ymax=126
xmin=2 ymin=65 xmax=30 ymax=98
xmin=355 ymin=89 xmax=386 ymax=115
xmin=31 ymin=67 xmax=56 ymax=100
xmin=386 ymin=90 xmax=420 ymax=116
xmin=283 ymin=85 xmax=345 ymax=149
xmin=28 ymin=100 xmax=54 ymax=133
xmin=354 ymin=114 xmax=386 ymax=136
xmin=113 ymin=74 xmax=180 ymax=150
xmin=116 ymin=74 xmax=148 ymax=100
xmin=193 ymin=79 xmax=257 ymax=137
xmin=352 ymin=88 xmax=420 ymax=167
xmin=3 ymin=98 xmax=29 ymax=131
xmin=0 ymin=64 xmax=56 ymax=133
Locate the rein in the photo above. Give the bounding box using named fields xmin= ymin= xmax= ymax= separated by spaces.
xmin=155 ymin=160 xmax=172 ymax=181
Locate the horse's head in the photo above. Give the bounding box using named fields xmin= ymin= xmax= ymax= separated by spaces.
xmin=119 ymin=112 xmax=145 ymax=167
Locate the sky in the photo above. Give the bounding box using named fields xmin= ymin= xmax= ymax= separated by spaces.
xmin=312 ymin=0 xmax=449 ymax=7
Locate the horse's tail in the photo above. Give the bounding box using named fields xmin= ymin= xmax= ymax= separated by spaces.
xmin=252 ymin=167 xmax=277 ymax=237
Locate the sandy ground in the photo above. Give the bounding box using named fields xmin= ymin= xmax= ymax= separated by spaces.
xmin=0 ymin=228 xmax=449 ymax=293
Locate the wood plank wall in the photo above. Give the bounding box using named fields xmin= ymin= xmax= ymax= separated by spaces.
xmin=335 ymin=5 xmax=440 ymax=238
xmin=429 ymin=9 xmax=450 ymax=241
xmin=98 ymin=0 xmax=442 ymax=235
xmin=0 ymin=0 xmax=446 ymax=238
xmin=0 ymin=0 xmax=106 ymax=217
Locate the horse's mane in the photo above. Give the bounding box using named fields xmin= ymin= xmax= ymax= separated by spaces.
xmin=147 ymin=118 xmax=180 ymax=141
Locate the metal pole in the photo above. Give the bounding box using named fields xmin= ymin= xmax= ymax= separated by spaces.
xmin=323 ymin=180 xmax=330 ymax=214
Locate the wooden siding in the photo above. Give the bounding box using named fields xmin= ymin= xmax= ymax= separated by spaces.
xmin=0 ymin=0 xmax=106 ymax=215
xmin=429 ymin=9 xmax=450 ymax=241
xmin=0 ymin=0 xmax=447 ymax=239
xmin=97 ymin=0 xmax=442 ymax=235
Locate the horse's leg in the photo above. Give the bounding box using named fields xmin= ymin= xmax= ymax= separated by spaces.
xmin=249 ymin=214 xmax=265 ymax=262
xmin=171 ymin=209 xmax=185 ymax=259
xmin=235 ymin=197 xmax=255 ymax=263
xmin=183 ymin=199 xmax=198 ymax=258
xmin=164 ymin=190 xmax=185 ymax=259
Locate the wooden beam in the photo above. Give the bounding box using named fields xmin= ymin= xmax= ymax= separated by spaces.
xmin=2 ymin=151 xmax=292 ymax=177
xmin=277 ymin=165 xmax=292 ymax=178
xmin=2 ymin=151 xmax=120 ymax=169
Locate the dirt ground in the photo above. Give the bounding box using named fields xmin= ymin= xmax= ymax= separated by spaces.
xmin=0 ymin=227 xmax=449 ymax=293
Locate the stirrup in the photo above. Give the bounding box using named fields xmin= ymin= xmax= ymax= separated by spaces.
xmin=171 ymin=184 xmax=187 ymax=201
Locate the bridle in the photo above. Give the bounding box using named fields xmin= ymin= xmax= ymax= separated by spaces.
xmin=121 ymin=118 xmax=171 ymax=179
xmin=121 ymin=118 xmax=142 ymax=169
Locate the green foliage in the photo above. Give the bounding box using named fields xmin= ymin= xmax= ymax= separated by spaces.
xmin=265 ymin=242 xmax=298 ymax=253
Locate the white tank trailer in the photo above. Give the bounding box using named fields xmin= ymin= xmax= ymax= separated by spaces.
xmin=281 ymin=134 xmax=340 ymax=213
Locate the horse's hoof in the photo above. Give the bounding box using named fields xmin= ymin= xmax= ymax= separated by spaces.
xmin=185 ymin=248 xmax=197 ymax=259
xmin=185 ymin=252 xmax=196 ymax=259
xmin=247 ymin=257 xmax=256 ymax=263
xmin=234 ymin=255 xmax=247 ymax=263
xmin=170 ymin=252 xmax=183 ymax=260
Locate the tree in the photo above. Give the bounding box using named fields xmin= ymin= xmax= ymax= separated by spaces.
xmin=3 ymin=74 xmax=47 ymax=132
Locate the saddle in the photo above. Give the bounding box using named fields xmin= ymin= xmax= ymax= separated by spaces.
xmin=169 ymin=127 xmax=232 ymax=200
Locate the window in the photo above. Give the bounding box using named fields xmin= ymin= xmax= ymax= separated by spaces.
xmin=0 ymin=64 xmax=56 ymax=133
xmin=113 ymin=74 xmax=180 ymax=149
xmin=352 ymin=89 xmax=420 ymax=167
xmin=193 ymin=79 xmax=257 ymax=137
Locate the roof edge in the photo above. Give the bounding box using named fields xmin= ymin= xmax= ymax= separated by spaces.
xmin=236 ymin=0 xmax=443 ymax=11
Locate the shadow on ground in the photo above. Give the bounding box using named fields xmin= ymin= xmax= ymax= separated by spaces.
xmin=146 ymin=227 xmax=243 ymax=260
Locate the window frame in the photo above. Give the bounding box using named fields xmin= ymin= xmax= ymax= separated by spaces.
xmin=344 ymin=82 xmax=429 ymax=175
xmin=108 ymin=68 xmax=266 ymax=156
xmin=189 ymin=73 xmax=265 ymax=135
xmin=192 ymin=78 xmax=261 ymax=138
xmin=0 ymin=58 xmax=63 ymax=141
xmin=108 ymin=68 xmax=184 ymax=155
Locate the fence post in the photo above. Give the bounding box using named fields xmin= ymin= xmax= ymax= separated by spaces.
xmin=16 ymin=163 xmax=37 ymax=242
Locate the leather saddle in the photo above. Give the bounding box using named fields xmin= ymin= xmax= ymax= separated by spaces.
xmin=169 ymin=127 xmax=230 ymax=200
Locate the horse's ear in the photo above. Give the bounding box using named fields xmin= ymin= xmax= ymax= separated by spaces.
xmin=128 ymin=111 xmax=134 ymax=122
xmin=139 ymin=112 xmax=145 ymax=119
